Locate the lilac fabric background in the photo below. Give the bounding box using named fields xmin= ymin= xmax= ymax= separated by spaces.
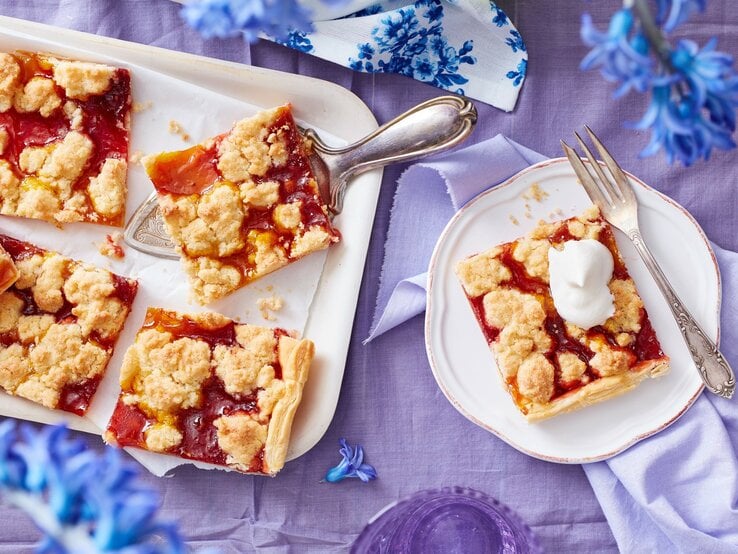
xmin=0 ymin=1 xmax=736 ymax=552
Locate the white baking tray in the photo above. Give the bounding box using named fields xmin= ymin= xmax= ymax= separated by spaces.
xmin=0 ymin=16 xmax=382 ymax=468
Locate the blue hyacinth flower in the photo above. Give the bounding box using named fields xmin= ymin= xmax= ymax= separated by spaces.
xmin=324 ymin=438 xmax=377 ymax=483
xmin=182 ymin=0 xmax=314 ymax=42
xmin=0 ymin=420 xmax=185 ymax=554
xmin=580 ymin=9 xmax=653 ymax=98
xmin=581 ymin=0 xmax=737 ymax=166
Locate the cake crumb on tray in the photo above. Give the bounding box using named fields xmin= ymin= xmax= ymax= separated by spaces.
xmin=99 ymin=232 xmax=125 ymax=259
xmin=168 ymin=119 xmax=190 ymax=142
xmin=257 ymin=295 xmax=284 ymax=321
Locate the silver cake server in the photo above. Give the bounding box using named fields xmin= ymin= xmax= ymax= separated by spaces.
xmin=124 ymin=95 xmax=477 ymax=259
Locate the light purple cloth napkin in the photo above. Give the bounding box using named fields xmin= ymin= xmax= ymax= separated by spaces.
xmin=366 ymin=135 xmax=545 ymax=341
xmin=368 ymin=135 xmax=738 ymax=550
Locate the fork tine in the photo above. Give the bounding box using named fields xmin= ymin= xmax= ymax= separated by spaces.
xmin=573 ymin=131 xmax=622 ymax=203
xmin=561 ymin=140 xmax=613 ymax=209
xmin=584 ymin=125 xmax=635 ymax=202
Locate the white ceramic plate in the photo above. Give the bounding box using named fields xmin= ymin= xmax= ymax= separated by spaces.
xmin=0 ymin=17 xmax=382 ymax=465
xmin=425 ymin=158 xmax=719 ymax=463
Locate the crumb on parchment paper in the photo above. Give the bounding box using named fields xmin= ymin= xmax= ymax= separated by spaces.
xmin=509 ymin=214 xmax=519 ymax=225
xmin=168 ymin=119 xmax=190 ymax=142
xmin=99 ymin=232 xmax=124 ymax=259
xmin=257 ymin=295 xmax=283 ymax=321
xmin=129 ymin=150 xmax=144 ymax=165
xmin=132 ymin=100 xmax=153 ymax=113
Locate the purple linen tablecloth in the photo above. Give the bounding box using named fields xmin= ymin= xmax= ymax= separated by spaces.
xmin=0 ymin=1 xmax=736 ymax=553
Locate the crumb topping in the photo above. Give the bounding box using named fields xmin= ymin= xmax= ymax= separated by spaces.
xmin=0 ymin=292 xmax=23 ymax=333
xmin=88 ymin=158 xmax=127 ymax=217
xmin=0 ymin=53 xmax=21 ymax=112
xmin=455 ymin=247 xmax=510 ymax=297
xmin=185 ymin=257 xmax=241 ymax=305
xmin=589 ymin=339 xmax=632 ymax=377
xmin=13 ymin=76 xmax=62 ymax=117
xmin=145 ymin=423 xmax=182 ymax=452
xmin=52 ymin=60 xmax=115 ymax=100
xmin=133 ymin=336 xmax=212 ymax=412
xmin=604 ymin=279 xmax=643 ymax=335
xmin=517 ymin=353 xmax=554 ymax=403
xmin=483 ymin=288 xmax=545 ymax=330
xmin=512 ymin=238 xmax=550 ymax=282
xmin=214 ymin=414 xmax=268 ymax=468
xmin=217 ymin=109 xmax=280 ymax=180
xmin=558 ymin=352 xmax=587 ymax=384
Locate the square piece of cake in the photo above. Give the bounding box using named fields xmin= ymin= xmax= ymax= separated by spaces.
xmin=0 ymin=234 xmax=138 ymax=414
xmin=104 ymin=308 xmax=314 ymax=475
xmin=455 ymin=206 xmax=669 ymax=422
xmin=0 ymin=51 xmax=132 ymax=226
xmin=142 ymin=105 xmax=340 ymax=304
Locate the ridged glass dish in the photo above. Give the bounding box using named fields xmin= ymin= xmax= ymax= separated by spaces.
xmin=352 ymin=487 xmax=542 ymax=554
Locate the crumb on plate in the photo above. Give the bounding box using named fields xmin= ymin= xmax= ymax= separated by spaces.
xmin=522 ymin=183 xmax=549 ymax=202
xmin=509 ymin=214 xmax=519 ymax=225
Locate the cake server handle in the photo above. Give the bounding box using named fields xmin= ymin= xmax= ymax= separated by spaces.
xmin=302 ymin=95 xmax=477 ymax=214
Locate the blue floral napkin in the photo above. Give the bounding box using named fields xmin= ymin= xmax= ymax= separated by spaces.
xmin=367 ymin=135 xmax=738 ymax=550
xmin=179 ymin=0 xmax=528 ymax=111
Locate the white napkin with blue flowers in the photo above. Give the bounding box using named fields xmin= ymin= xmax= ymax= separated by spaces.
xmin=177 ymin=0 xmax=528 ymax=111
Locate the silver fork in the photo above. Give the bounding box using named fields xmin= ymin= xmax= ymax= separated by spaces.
xmin=561 ymin=126 xmax=735 ymax=399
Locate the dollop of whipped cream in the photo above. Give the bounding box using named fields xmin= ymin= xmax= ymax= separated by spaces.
xmin=548 ymin=239 xmax=615 ymax=329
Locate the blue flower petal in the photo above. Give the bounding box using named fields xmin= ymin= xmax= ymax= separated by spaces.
xmin=324 ymin=438 xmax=377 ymax=484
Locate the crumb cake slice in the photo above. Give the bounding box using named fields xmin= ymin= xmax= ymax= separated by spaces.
xmin=142 ymin=105 xmax=340 ymax=304
xmin=455 ymin=206 xmax=669 ymax=422
xmin=0 ymin=234 xmax=138 ymax=415
xmin=0 ymin=51 xmax=131 ymax=226
xmin=104 ymin=308 xmax=314 ymax=475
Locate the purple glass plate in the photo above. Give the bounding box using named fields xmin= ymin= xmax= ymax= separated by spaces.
xmin=352 ymin=487 xmax=542 ymax=554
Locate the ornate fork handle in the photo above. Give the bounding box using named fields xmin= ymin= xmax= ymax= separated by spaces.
xmin=628 ymin=228 xmax=736 ymax=398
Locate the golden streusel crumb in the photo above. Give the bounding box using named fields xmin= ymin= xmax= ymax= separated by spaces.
xmin=257 ymin=295 xmax=284 ymax=321
xmin=52 ymin=60 xmax=115 ymax=100
xmin=168 ymin=120 xmax=191 ymax=142
xmin=522 ymin=183 xmax=549 ymax=203
xmin=99 ymin=233 xmax=125 ymax=259
xmin=132 ymin=100 xmax=153 ymax=113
